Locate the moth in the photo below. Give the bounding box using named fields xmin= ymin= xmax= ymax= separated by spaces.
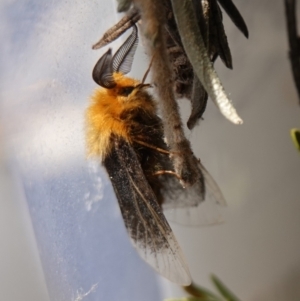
xmin=86 ymin=25 xmax=225 ymax=285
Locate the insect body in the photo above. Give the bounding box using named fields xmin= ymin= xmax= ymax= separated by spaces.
xmin=86 ymin=25 xmax=225 ymax=285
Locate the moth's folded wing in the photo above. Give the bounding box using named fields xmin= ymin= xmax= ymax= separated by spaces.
xmin=199 ymin=162 xmax=226 ymax=206
xmin=104 ymin=137 xmax=191 ymax=285
xmin=162 ymin=162 xmax=226 ymax=226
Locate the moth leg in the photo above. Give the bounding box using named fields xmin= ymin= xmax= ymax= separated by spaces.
xmin=153 ymin=170 xmax=183 ymax=181
xmin=133 ymin=139 xmax=179 ymax=155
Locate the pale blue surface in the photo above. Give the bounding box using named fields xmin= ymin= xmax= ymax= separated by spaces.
xmin=21 ymin=165 xmax=160 ymax=301
xmin=0 ymin=0 xmax=161 ymax=300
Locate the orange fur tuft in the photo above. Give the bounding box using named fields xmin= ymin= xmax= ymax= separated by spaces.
xmin=86 ymin=72 xmax=156 ymax=160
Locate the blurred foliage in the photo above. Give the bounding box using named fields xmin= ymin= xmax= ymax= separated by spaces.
xmin=290 ymin=128 xmax=300 ymax=152
xmin=165 ymin=275 xmax=242 ymax=301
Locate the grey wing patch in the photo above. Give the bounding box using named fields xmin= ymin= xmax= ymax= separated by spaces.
xmin=103 ymin=137 xmax=191 ymax=285
xmin=199 ymin=162 xmax=226 ymax=206
xmin=162 ymin=162 xmax=226 ymax=226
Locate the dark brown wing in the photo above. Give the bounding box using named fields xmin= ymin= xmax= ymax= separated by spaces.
xmin=127 ymin=111 xmax=226 ymax=226
xmin=103 ymin=136 xmax=191 ymax=285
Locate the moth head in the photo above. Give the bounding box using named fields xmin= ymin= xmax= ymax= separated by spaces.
xmin=112 ymin=73 xmax=151 ymax=99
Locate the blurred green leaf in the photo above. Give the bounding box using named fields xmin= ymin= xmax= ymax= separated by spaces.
xmin=211 ymin=275 xmax=241 ymax=301
xmin=183 ymin=282 xmax=222 ymax=301
xmin=290 ymin=128 xmax=300 ymax=152
xmin=164 ymin=275 xmax=243 ymax=301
